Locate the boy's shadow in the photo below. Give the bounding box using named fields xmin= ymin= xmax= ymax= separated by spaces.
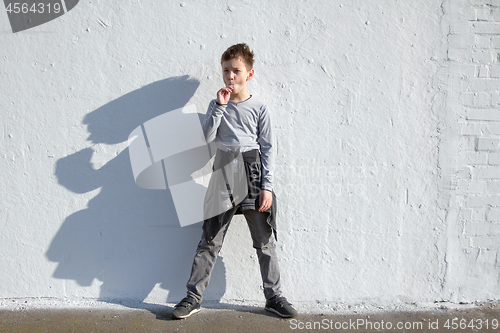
xmin=45 ymin=76 xmax=227 ymax=311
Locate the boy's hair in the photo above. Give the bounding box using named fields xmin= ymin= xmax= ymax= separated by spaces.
xmin=221 ymin=43 xmax=254 ymax=70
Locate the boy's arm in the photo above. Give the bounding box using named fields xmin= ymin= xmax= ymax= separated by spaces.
xmin=202 ymin=99 xmax=226 ymax=143
xmin=257 ymin=104 xmax=275 ymax=192
xmin=202 ymin=86 xmax=233 ymax=143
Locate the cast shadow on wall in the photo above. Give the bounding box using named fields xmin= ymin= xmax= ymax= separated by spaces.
xmin=45 ymin=76 xmax=227 ymax=306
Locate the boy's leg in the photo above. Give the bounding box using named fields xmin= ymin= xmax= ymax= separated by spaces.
xmin=185 ymin=207 xmax=236 ymax=302
xmin=242 ymin=209 xmax=281 ymax=300
xmin=243 ymin=209 xmax=298 ymax=318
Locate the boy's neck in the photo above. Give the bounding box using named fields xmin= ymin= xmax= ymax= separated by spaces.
xmin=230 ymin=88 xmax=251 ymax=103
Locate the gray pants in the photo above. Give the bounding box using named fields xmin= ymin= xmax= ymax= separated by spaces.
xmin=186 ymin=205 xmax=281 ymax=302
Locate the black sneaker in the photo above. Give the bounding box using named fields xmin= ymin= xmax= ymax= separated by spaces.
xmin=171 ymin=296 xmax=201 ymax=319
xmin=265 ymin=295 xmax=298 ymax=318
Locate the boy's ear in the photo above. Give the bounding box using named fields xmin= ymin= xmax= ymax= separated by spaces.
xmin=247 ymin=68 xmax=255 ymax=81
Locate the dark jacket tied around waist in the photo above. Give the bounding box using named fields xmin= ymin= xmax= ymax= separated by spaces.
xmin=202 ymin=149 xmax=277 ymax=243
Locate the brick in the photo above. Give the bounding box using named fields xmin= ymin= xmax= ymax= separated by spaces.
xmin=467 ymin=78 xmax=500 ymax=92
xmin=467 ymin=151 xmax=489 ymax=163
xmin=476 ymin=7 xmax=492 ymax=21
xmin=476 ymin=248 xmax=500 ymax=263
xmin=492 ymin=223 xmax=500 ymax=233
xmin=469 ymin=179 xmax=489 ymax=191
xmin=461 ymin=123 xmax=484 ymax=135
xmin=467 ymin=195 xmax=500 ymax=208
xmin=467 ymin=135 xmax=480 ymax=150
xmin=471 ymin=22 xmax=500 ymax=34
xmin=475 ymin=91 xmax=491 ymax=105
xmin=494 ymin=8 xmax=500 ymax=21
xmin=467 ymin=109 xmax=500 ymax=121
xmin=469 ymin=236 xmax=488 ymax=248
xmin=478 ymin=65 xmax=490 ymax=78
xmin=488 ymin=208 xmax=500 ymax=220
xmin=471 ymin=235 xmax=500 ymax=249
xmin=455 ymin=105 xmax=469 ymax=119
xmin=467 ymin=7 xmax=480 ymax=22
xmin=472 ymin=236 xmax=500 ymax=249
xmin=459 ymin=78 xmax=469 ymax=91
xmin=487 ymin=123 xmax=500 ymax=134
xmin=457 ymin=166 xmax=473 ymax=179
xmin=492 ymin=92 xmax=500 ymax=105
xmin=466 ymin=221 xmax=491 ymax=236
xmin=450 ymin=34 xmax=475 ymax=49
xmin=493 ymin=0 xmax=500 ymax=7
xmin=489 ymin=152 xmax=500 ymax=164
xmin=477 ymin=138 xmax=500 ymax=150
xmin=473 ymin=208 xmax=487 ymax=220
xmin=464 ymin=64 xmax=478 ymax=78
xmin=478 ymin=165 xmax=500 ymax=178
xmin=466 ymin=195 xmax=487 ymax=206
xmin=488 ymin=180 xmax=500 ymax=192
xmin=476 ymin=166 xmax=500 ymax=178
xmin=492 ymin=36 xmax=500 ymax=48
xmin=448 ymin=48 xmax=470 ymax=62
xmin=472 ymin=50 xmax=494 ymax=63
xmin=458 ymin=179 xmax=472 ymax=191
xmin=475 ymin=35 xmax=492 ymax=49
xmin=460 ymin=92 xmax=475 ymax=106
xmin=460 ymin=208 xmax=473 ymax=221
xmin=491 ymin=65 xmax=500 ymax=78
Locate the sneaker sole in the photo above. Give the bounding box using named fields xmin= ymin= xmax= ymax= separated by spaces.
xmin=172 ymin=307 xmax=201 ymax=319
xmin=264 ymin=306 xmax=296 ymax=318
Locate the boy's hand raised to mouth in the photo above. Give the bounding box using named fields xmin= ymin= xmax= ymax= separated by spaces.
xmin=217 ymin=84 xmax=233 ymax=105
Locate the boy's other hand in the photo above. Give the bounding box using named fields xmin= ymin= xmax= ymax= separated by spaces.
xmin=258 ymin=189 xmax=272 ymax=212
xmin=217 ymin=85 xmax=233 ymax=105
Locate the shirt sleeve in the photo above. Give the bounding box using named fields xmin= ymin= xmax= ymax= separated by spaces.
xmin=202 ymin=99 xmax=226 ymax=143
xmin=257 ymin=104 xmax=275 ymax=192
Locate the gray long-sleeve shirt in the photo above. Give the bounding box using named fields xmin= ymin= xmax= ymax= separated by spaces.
xmin=202 ymin=96 xmax=275 ymax=191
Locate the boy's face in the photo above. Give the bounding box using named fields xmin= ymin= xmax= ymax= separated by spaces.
xmin=221 ymin=56 xmax=254 ymax=93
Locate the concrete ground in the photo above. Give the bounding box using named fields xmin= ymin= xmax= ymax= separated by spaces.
xmin=1 ymin=302 xmax=500 ymax=333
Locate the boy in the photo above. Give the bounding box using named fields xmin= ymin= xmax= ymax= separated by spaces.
xmin=171 ymin=43 xmax=297 ymax=319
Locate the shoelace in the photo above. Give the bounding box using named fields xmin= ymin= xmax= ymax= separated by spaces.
xmin=274 ymin=297 xmax=290 ymax=307
xmin=177 ymin=297 xmax=196 ymax=307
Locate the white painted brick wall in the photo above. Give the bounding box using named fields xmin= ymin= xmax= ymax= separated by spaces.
xmin=1 ymin=0 xmax=499 ymax=308
xmin=443 ymin=0 xmax=500 ymax=301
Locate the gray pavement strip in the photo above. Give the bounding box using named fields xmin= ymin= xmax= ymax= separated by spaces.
xmin=1 ymin=302 xmax=500 ymax=332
